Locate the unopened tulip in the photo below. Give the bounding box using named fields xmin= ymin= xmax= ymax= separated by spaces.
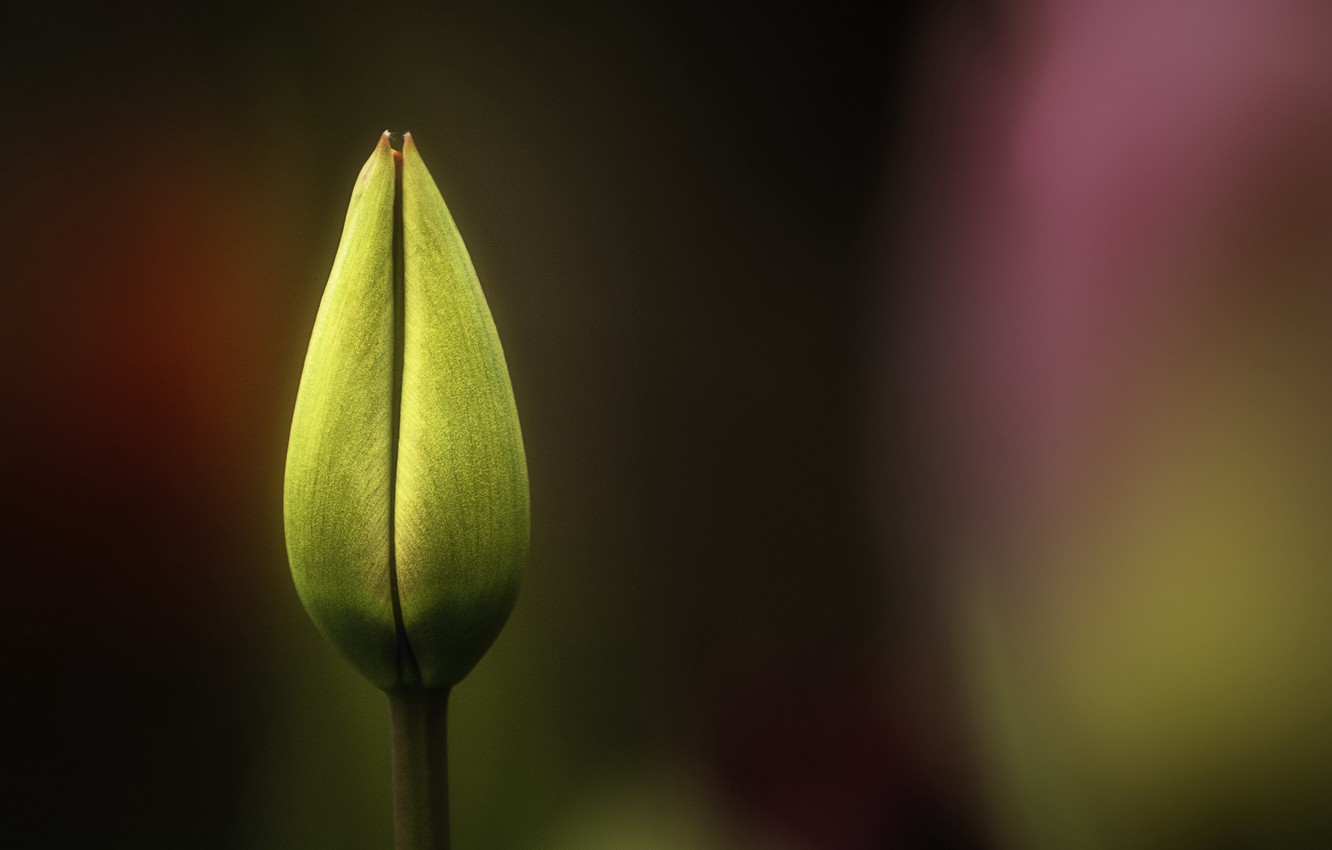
xmin=284 ymin=131 xmax=529 ymax=693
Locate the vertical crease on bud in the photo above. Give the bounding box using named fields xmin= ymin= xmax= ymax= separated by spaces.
xmin=387 ymin=135 xmax=422 ymax=689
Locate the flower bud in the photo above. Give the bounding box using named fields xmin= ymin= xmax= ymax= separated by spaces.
xmin=284 ymin=132 xmax=529 ymax=691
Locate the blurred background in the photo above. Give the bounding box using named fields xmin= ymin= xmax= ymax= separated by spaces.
xmin=3 ymin=1 xmax=1332 ymax=848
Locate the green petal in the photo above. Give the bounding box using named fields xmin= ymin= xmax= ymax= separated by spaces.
xmin=396 ymin=133 xmax=529 ymax=689
xmin=284 ymin=133 xmax=400 ymax=690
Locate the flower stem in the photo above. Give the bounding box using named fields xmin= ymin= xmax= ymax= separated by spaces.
xmin=389 ymin=688 xmax=451 ymax=850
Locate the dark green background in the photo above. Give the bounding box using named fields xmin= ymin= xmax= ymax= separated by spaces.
xmin=0 ymin=2 xmax=978 ymax=847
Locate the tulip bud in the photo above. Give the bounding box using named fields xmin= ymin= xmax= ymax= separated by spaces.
xmin=284 ymin=132 xmax=529 ymax=692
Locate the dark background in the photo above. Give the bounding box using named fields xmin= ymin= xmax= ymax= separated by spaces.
xmin=0 ymin=2 xmax=983 ymax=847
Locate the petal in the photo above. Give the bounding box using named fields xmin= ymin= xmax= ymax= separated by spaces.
xmin=284 ymin=132 xmax=401 ymax=689
xmin=395 ymin=132 xmax=529 ymax=689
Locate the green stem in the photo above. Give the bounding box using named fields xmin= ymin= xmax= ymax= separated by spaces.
xmin=389 ymin=688 xmax=451 ymax=850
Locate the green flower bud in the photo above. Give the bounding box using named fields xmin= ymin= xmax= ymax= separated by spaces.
xmin=284 ymin=132 xmax=528 ymax=692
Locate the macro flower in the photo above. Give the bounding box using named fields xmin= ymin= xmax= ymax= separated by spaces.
xmin=284 ymin=132 xmax=528 ymax=692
